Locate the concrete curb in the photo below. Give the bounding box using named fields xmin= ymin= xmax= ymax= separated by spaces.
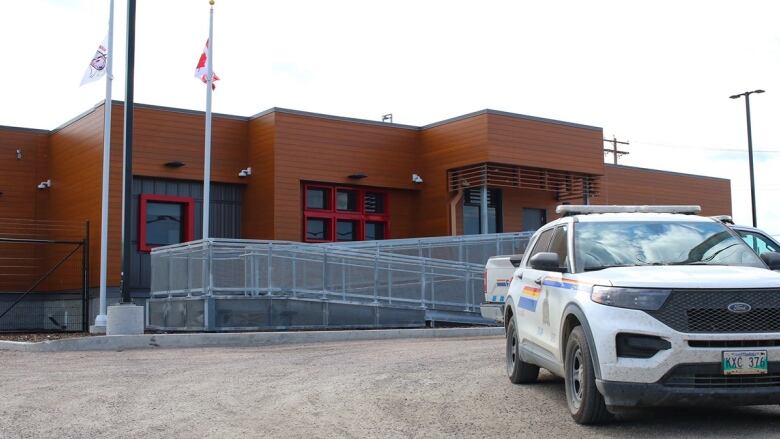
xmin=0 ymin=327 xmax=504 ymax=352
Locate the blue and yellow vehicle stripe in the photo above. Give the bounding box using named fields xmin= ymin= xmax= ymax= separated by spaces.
xmin=518 ymin=286 xmax=541 ymax=311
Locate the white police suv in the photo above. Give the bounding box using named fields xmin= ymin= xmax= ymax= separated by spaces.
xmin=504 ymin=205 xmax=780 ymax=424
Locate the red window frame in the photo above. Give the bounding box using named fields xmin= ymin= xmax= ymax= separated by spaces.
xmin=303 ymin=183 xmax=390 ymax=243
xmin=139 ymin=194 xmax=195 ymax=252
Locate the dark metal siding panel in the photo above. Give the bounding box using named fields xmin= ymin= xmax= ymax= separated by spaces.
xmin=130 ymin=177 xmax=243 ymax=293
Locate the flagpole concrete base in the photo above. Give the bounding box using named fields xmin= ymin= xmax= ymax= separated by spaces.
xmin=89 ymin=324 xmax=107 ymax=335
xmin=90 ymin=314 xmax=108 ymax=334
xmin=107 ymin=304 xmax=144 ymax=335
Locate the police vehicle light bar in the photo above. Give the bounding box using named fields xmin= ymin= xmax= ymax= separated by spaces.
xmin=556 ymin=205 xmax=702 ymax=216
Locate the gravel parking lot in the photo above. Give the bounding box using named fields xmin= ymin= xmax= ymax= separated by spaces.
xmin=2 ymin=335 xmax=780 ymax=438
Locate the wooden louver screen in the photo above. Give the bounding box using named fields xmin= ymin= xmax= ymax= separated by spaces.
xmin=447 ymin=163 xmax=601 ymax=201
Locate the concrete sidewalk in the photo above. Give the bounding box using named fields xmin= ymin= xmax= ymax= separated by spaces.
xmin=0 ymin=326 xmax=504 ymax=352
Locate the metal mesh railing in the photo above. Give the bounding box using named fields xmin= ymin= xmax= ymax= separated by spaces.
xmin=150 ymin=232 xmax=532 ymax=314
xmin=320 ymin=232 xmax=533 ymax=265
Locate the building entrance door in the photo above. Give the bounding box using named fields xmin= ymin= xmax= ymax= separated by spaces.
xmin=522 ymin=208 xmax=547 ymax=231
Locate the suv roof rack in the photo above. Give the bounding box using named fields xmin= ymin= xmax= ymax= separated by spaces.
xmin=556 ymin=205 xmax=702 ymax=217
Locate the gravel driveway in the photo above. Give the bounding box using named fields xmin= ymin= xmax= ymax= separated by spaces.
xmin=1 ymin=336 xmax=779 ymax=438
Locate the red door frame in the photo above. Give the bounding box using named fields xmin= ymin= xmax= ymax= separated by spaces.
xmin=139 ymin=194 xmax=196 ymax=252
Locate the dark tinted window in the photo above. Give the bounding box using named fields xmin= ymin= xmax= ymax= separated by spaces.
xmin=463 ymin=205 xmax=480 ymax=235
xmin=146 ymin=202 xmax=183 ymax=246
xmin=365 ymin=222 xmax=385 ymax=240
xmin=336 ymin=190 xmax=358 ymax=211
xmin=549 ymin=225 xmax=569 ymax=270
xmin=306 ymin=188 xmax=329 ymax=210
xmin=306 ymin=218 xmax=329 ymax=240
xmin=463 ymin=188 xmax=502 ymax=234
xmin=336 ymin=220 xmax=358 ymax=241
xmin=526 ymin=228 xmax=555 ymax=265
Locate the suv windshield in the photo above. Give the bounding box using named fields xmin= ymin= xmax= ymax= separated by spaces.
xmin=574 ymin=221 xmax=766 ymax=272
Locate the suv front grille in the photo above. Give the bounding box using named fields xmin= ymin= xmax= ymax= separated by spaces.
xmin=647 ymin=289 xmax=780 ymax=333
xmin=663 ymin=363 xmax=780 ymax=388
xmin=689 ymin=339 xmax=780 ymax=348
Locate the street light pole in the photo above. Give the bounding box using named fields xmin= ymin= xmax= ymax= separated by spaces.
xmin=730 ymin=89 xmax=764 ymax=227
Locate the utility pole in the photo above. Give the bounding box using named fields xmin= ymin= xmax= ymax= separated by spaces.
xmin=730 ymin=89 xmax=764 ymax=228
xmin=603 ymin=136 xmax=630 ymax=165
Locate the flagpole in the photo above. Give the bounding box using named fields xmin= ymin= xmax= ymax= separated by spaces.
xmin=203 ymin=0 xmax=214 ymax=239
xmin=94 ymin=0 xmax=114 ymax=331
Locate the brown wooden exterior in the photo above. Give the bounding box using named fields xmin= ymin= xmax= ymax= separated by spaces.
xmin=594 ymin=164 xmax=732 ymax=216
xmin=0 ymin=102 xmax=733 ymax=291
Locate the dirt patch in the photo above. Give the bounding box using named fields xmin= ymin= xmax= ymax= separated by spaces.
xmin=0 ymin=332 xmax=90 ymax=342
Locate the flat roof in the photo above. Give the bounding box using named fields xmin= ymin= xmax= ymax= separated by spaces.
xmin=0 ymin=124 xmax=49 ymax=135
xmin=3 ymin=100 xmax=603 ymax=133
xmin=606 ymin=163 xmax=730 ymax=182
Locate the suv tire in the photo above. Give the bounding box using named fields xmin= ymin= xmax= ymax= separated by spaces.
xmin=506 ymin=317 xmax=540 ymax=384
xmin=564 ymin=326 xmax=612 ymax=424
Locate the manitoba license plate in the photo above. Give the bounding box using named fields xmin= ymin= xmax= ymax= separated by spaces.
xmin=722 ymin=350 xmax=768 ymax=375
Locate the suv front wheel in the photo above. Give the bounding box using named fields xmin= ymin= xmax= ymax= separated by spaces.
xmin=564 ymin=326 xmax=612 ymax=424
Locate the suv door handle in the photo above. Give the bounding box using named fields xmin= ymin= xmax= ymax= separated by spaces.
xmin=534 ymin=276 xmax=543 ymax=285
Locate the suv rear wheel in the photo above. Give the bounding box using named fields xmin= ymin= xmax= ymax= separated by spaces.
xmin=506 ymin=317 xmax=540 ymax=384
xmin=564 ymin=326 xmax=612 ymax=424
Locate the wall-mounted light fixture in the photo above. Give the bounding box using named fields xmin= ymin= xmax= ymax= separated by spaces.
xmin=164 ymin=161 xmax=186 ymax=168
xmin=238 ymin=167 xmax=252 ymax=177
xmin=348 ymin=173 xmax=367 ymax=180
xmin=412 ymin=174 xmax=423 ymax=184
xmin=382 ymin=113 xmax=393 ymax=123
xmin=37 ymin=179 xmax=51 ymax=189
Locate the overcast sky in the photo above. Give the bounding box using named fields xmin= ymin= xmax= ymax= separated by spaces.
xmin=2 ymin=0 xmax=779 ymax=237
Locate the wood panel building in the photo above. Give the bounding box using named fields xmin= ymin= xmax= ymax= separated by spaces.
xmin=0 ymin=102 xmax=732 ymax=297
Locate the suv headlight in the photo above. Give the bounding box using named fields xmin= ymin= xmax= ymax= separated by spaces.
xmin=591 ymin=286 xmax=671 ymax=311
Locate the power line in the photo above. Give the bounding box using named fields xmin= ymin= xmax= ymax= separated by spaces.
xmin=632 ymin=139 xmax=780 ymax=154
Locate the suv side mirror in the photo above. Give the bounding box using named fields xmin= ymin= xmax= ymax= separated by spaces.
xmin=529 ymin=252 xmax=563 ymax=272
xmin=509 ymin=254 xmax=524 ymax=267
xmin=761 ymin=252 xmax=780 ymax=270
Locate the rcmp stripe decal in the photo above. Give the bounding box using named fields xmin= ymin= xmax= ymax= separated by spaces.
xmin=541 ymin=278 xmax=592 ymax=291
xmin=518 ymin=296 xmax=538 ymax=312
xmin=518 ymin=286 xmax=541 ymax=311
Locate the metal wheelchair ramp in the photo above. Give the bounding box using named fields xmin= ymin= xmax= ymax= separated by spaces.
xmin=148 ymin=232 xmax=532 ymax=331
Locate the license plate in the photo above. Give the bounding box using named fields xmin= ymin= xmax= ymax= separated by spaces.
xmin=722 ymin=350 xmax=768 ymax=375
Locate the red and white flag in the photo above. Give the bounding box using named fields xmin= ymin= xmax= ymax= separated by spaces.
xmin=81 ymin=36 xmax=108 ymax=86
xmin=194 ymin=39 xmax=219 ymax=90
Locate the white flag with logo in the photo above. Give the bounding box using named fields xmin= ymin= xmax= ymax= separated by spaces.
xmin=80 ymin=37 xmax=108 ymax=86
